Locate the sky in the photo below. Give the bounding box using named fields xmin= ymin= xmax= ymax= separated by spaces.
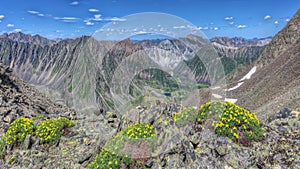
xmin=0 ymin=0 xmax=299 ymax=39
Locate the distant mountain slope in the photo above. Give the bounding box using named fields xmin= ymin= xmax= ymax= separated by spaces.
xmin=0 ymin=31 xmax=270 ymax=111
xmin=226 ymin=10 xmax=300 ymax=120
xmin=211 ymin=37 xmax=270 ymax=74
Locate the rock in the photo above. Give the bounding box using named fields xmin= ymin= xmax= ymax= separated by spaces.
xmin=107 ymin=118 xmax=115 ymax=123
xmin=20 ymin=135 xmax=31 ymax=150
xmin=276 ymin=108 xmax=291 ymax=119
xmin=93 ymin=110 xmax=101 ymax=116
xmin=215 ymin=145 xmax=227 ymax=156
xmin=145 ymin=158 xmax=154 ymax=168
xmin=277 ymin=126 xmax=288 ymax=134
xmin=190 ymin=133 xmax=201 ymax=147
xmin=3 ymin=113 xmax=16 ymax=123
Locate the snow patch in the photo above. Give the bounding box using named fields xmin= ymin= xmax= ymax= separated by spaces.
xmin=225 ymin=98 xmax=238 ymax=103
xmin=212 ymin=94 xmax=223 ymax=99
xmin=211 ymin=86 xmax=221 ymax=90
xmin=226 ymin=82 xmax=244 ymax=91
xmin=224 ymin=66 xmax=257 ymax=91
xmin=239 ymin=66 xmax=256 ymax=82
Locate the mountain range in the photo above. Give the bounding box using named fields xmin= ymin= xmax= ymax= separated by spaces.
xmin=0 ymin=31 xmax=271 ymax=112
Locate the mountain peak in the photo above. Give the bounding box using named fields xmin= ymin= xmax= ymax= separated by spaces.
xmin=0 ymin=32 xmax=56 ymax=47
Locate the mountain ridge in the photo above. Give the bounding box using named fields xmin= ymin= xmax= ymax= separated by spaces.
xmin=0 ymin=32 xmax=270 ymax=111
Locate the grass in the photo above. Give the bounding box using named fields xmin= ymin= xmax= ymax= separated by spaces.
xmin=0 ymin=136 xmax=6 ymax=159
xmin=130 ymin=95 xmax=145 ymax=107
xmin=68 ymin=84 xmax=73 ymax=93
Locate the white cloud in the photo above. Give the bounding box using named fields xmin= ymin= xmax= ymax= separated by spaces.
xmin=274 ymin=21 xmax=279 ymax=24
xmin=70 ymin=1 xmax=79 ymax=5
xmin=224 ymin=16 xmax=234 ymax=21
xmin=236 ymin=25 xmax=246 ymax=29
xmin=13 ymin=29 xmax=22 ymax=32
xmin=173 ymin=25 xmax=186 ymax=29
xmin=186 ymin=25 xmax=200 ymax=30
xmin=0 ymin=15 xmax=4 ymax=19
xmin=264 ymin=15 xmax=271 ymax=20
xmin=174 ymin=25 xmax=200 ymax=30
xmin=229 ymin=22 xmax=234 ymax=25
xmin=54 ymin=17 xmax=80 ymax=22
xmin=92 ymin=14 xmax=102 ymax=21
xmin=133 ymin=31 xmax=147 ymax=35
xmin=28 ymin=10 xmax=39 ymax=15
xmin=28 ymin=10 xmax=45 ymax=17
xmin=84 ymin=14 xmax=103 ymax=23
xmin=214 ymin=27 xmax=219 ymax=30
xmin=94 ymin=14 xmax=101 ymax=19
xmin=88 ymin=9 xmax=99 ymax=12
xmin=285 ymin=18 xmax=290 ymax=22
xmin=86 ymin=21 xmax=94 ymax=26
xmin=7 ymin=24 xmax=14 ymax=27
xmin=199 ymin=27 xmax=209 ymax=30
xmin=106 ymin=17 xmax=126 ymax=22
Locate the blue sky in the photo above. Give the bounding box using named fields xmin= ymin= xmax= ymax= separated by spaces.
xmin=0 ymin=0 xmax=298 ymax=39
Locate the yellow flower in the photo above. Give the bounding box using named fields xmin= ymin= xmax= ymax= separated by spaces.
xmin=233 ymin=133 xmax=239 ymax=139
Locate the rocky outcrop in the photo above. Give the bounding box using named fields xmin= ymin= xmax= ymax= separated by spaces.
xmin=106 ymin=103 xmax=300 ymax=169
xmin=0 ymin=62 xmax=72 ymax=135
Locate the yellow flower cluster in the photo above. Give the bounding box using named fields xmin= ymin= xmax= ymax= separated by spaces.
xmin=36 ymin=117 xmax=74 ymax=143
xmin=4 ymin=118 xmax=35 ymax=145
xmin=198 ymin=101 xmax=263 ymax=141
xmin=88 ymin=123 xmax=155 ymax=168
xmin=122 ymin=123 xmax=155 ymax=139
xmin=87 ymin=149 xmax=121 ymax=169
xmin=173 ymin=106 xmax=197 ymax=125
xmin=197 ymin=101 xmax=214 ymax=123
